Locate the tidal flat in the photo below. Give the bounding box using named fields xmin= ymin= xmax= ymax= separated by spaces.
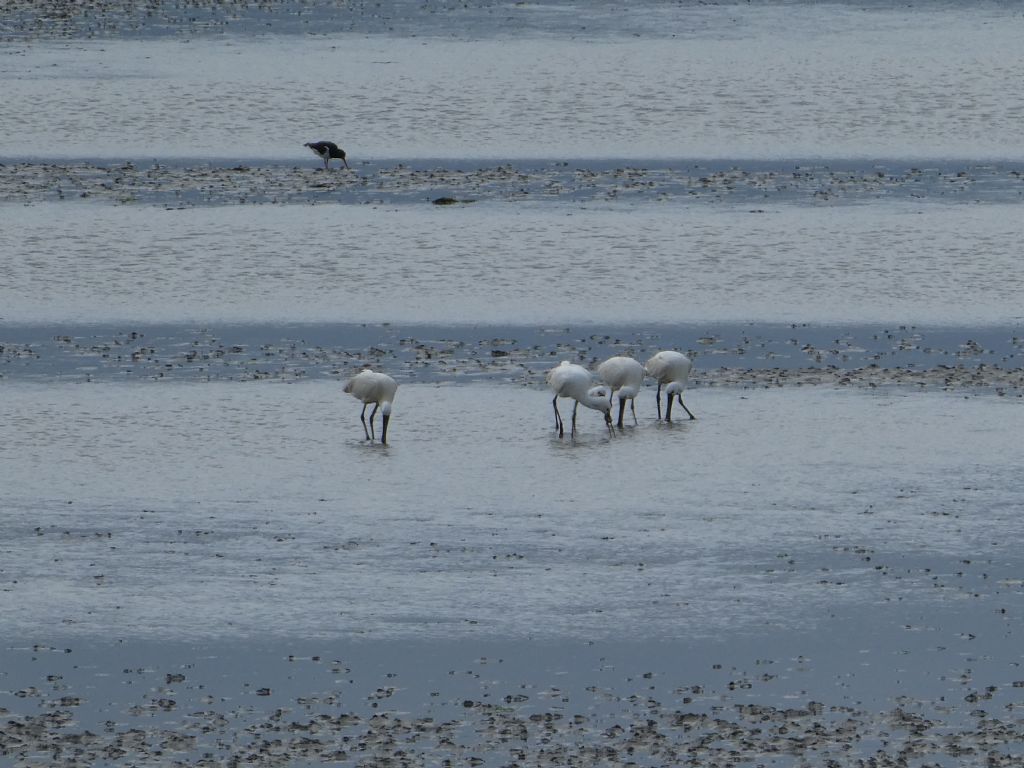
xmin=4 ymin=0 xmax=1024 ymax=764
xmin=2 ymin=384 xmax=1023 ymax=765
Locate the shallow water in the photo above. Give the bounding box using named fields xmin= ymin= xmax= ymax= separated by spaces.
xmin=3 ymin=201 xmax=1024 ymax=326
xmin=4 ymin=6 xmax=1024 ymax=161
xmin=3 ymin=383 xmax=1020 ymax=644
xmin=3 ymin=382 xmax=1022 ymax=764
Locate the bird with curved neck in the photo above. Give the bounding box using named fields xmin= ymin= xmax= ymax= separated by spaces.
xmin=304 ymin=140 xmax=349 ymax=170
xmin=545 ymin=361 xmax=613 ymax=438
xmin=343 ymin=369 xmax=397 ymax=443
xmin=645 ymin=350 xmax=696 ymax=421
xmin=597 ymin=355 xmax=645 ymax=428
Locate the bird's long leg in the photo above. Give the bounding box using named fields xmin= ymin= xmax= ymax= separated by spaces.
xmin=323 ymin=156 xmax=329 ymax=171
xmin=666 ymin=394 xmax=674 ymax=422
xmin=571 ymin=400 xmax=579 ymax=436
xmin=359 ymin=403 xmax=371 ymax=440
xmin=655 ymin=383 xmax=662 ymax=420
xmin=629 ymin=396 xmax=638 ymax=425
xmin=369 ymin=403 xmax=379 ymax=440
xmin=616 ymin=397 xmax=626 ymax=429
xmin=678 ymin=393 xmax=696 ymax=420
xmin=552 ymin=395 xmax=563 ymax=437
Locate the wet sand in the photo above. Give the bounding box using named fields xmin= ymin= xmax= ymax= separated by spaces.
xmin=1 ymin=0 xmax=688 ymax=41
xmin=2 ymin=159 xmax=1023 ymax=208
xmin=3 ymin=322 xmax=1022 ymax=395
xmin=3 ymin=633 xmax=1023 ymax=768
xmin=4 ymin=539 xmax=1023 ymax=767
xmin=1 ymin=0 xmax=518 ymax=41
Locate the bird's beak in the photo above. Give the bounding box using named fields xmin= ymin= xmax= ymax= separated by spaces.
xmin=381 ymin=413 xmax=390 ymax=444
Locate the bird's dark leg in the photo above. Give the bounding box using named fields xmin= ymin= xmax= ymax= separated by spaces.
xmin=370 ymin=405 xmax=382 ymax=442
xmin=359 ymin=403 xmax=371 ymax=440
xmin=666 ymin=394 xmax=674 ymax=422
xmin=322 ymin=156 xmax=329 ymax=171
xmin=552 ymin=395 xmax=563 ymax=437
xmin=629 ymin=397 xmax=638 ymax=425
xmin=679 ymin=393 xmax=696 ymax=420
xmin=655 ymin=383 xmax=662 ymax=420
xmin=616 ymin=398 xmax=625 ymax=429
xmin=571 ymin=400 xmax=579 ymax=436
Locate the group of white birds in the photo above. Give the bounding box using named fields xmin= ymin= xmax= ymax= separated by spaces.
xmin=312 ymin=145 xmax=697 ymax=443
xmin=343 ymin=351 xmax=694 ymax=444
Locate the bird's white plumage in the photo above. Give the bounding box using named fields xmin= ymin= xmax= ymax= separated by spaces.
xmin=597 ymin=355 xmax=645 ymax=427
xmin=644 ymin=351 xmax=692 ymax=388
xmin=344 ymin=369 xmax=397 ymax=408
xmin=545 ymin=360 xmax=602 ymax=402
xmin=644 ymin=350 xmax=696 ymax=421
xmin=545 ymin=361 xmax=612 ymax=437
xmin=344 ymin=369 xmax=398 ymax=442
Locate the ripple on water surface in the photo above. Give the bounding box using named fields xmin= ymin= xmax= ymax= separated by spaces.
xmin=1 ymin=383 xmax=1021 ymax=643
xmin=3 ymin=203 xmax=1024 ymax=325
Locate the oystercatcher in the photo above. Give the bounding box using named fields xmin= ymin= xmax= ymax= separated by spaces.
xmin=304 ymin=141 xmax=350 ymax=170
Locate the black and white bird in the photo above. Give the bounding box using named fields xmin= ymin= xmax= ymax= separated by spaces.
xmin=304 ymin=141 xmax=350 ymax=170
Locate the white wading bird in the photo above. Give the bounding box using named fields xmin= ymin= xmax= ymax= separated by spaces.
xmin=343 ymin=369 xmax=397 ymax=444
xmin=645 ymin=350 xmax=696 ymax=421
xmin=304 ymin=140 xmax=350 ymax=170
xmin=597 ymin=355 xmax=645 ymax=428
xmin=545 ymin=361 xmax=613 ymax=438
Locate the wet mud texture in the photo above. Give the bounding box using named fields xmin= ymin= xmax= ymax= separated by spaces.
xmin=1 ymin=0 xmax=544 ymax=40
xmin=0 ymin=0 xmax=950 ymax=42
xmin=1 ymin=160 xmax=1023 ymax=207
xmin=2 ymin=323 xmax=1023 ymax=393
xmin=3 ymin=643 xmax=1023 ymax=768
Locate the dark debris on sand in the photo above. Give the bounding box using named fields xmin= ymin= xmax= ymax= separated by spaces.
xmin=0 ymin=0 xmax=494 ymax=41
xmin=3 ymin=645 xmax=1024 ymax=767
xmin=2 ymin=160 xmax=1023 ymax=208
xmin=2 ymin=324 xmax=1023 ymax=394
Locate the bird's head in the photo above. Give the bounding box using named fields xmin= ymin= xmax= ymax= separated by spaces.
xmin=588 ymin=386 xmax=613 ymax=418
